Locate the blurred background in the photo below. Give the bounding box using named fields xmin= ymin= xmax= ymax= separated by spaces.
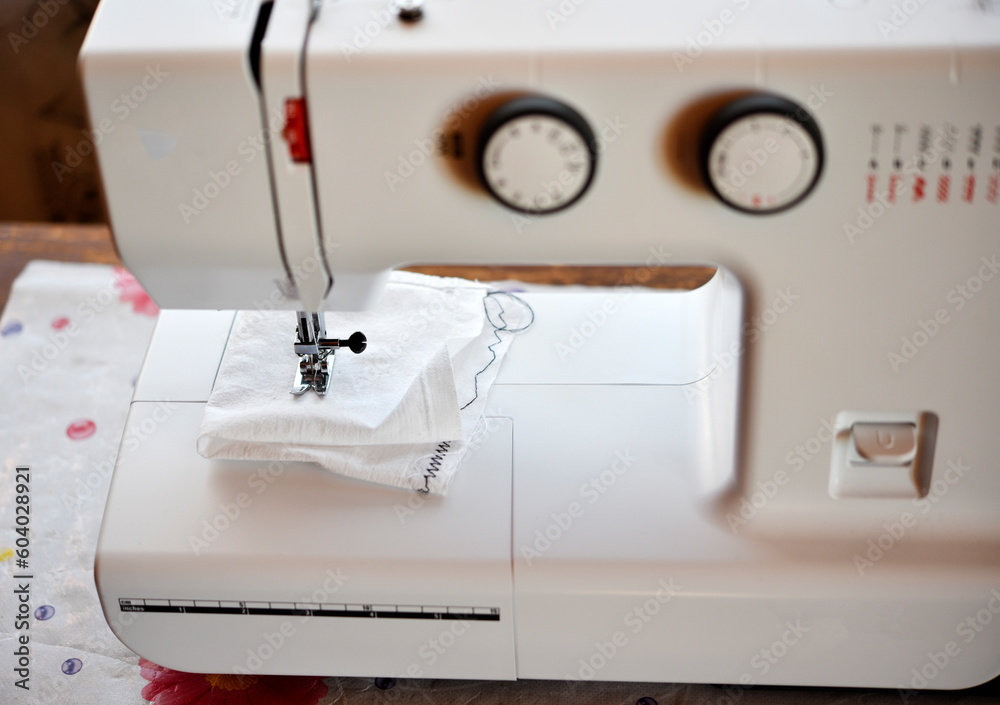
xmin=1 ymin=0 xmax=104 ymax=223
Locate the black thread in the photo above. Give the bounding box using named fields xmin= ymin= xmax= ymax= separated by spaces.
xmin=417 ymin=441 xmax=452 ymax=494
xmin=460 ymin=291 xmax=535 ymax=411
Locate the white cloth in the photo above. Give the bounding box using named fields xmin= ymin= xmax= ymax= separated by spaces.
xmin=197 ymin=271 xmax=530 ymax=494
xmin=0 ymin=261 xmax=157 ymax=704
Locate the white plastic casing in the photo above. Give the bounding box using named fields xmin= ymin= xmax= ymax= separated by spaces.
xmin=85 ymin=0 xmax=1000 ymax=690
xmin=80 ymin=0 xmax=290 ymax=309
xmin=97 ymin=272 xmax=742 ymax=682
xmin=302 ymin=2 xmax=1000 ymax=537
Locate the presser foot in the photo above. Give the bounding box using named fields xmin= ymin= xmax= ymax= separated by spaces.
xmin=291 ymin=352 xmax=333 ymax=396
xmin=290 ymin=310 xmax=367 ymax=396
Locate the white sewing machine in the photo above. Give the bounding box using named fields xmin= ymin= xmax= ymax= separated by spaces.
xmin=81 ymin=0 xmax=1000 ymax=690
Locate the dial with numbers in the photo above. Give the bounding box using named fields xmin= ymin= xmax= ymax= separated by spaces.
xmin=476 ymin=96 xmax=598 ymax=215
xmin=700 ymin=94 xmax=824 ymax=214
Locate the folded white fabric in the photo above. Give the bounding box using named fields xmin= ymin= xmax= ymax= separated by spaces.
xmin=197 ymin=271 xmax=531 ymax=494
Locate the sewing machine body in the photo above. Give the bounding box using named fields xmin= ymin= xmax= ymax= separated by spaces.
xmin=83 ymin=0 xmax=1000 ymax=689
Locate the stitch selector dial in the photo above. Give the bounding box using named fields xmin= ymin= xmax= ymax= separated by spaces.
xmin=700 ymin=94 xmax=824 ymax=214
xmin=476 ymin=96 xmax=598 ymax=215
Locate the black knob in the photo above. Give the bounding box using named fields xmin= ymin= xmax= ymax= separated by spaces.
xmin=346 ymin=331 xmax=367 ymax=354
xmin=699 ymin=93 xmax=824 ymax=214
xmin=476 ymin=95 xmax=598 ymax=215
xmin=318 ymin=331 xmax=367 ymax=354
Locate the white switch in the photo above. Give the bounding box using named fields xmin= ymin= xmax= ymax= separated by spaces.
xmin=851 ymin=423 xmax=916 ymax=466
xmin=828 ymin=412 xmax=937 ymax=499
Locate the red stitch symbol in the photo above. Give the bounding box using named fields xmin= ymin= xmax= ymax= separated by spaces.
xmin=963 ymin=175 xmax=975 ymax=203
xmin=936 ymin=175 xmax=950 ymax=203
xmin=888 ymin=174 xmax=899 ymax=203
xmin=987 ymin=174 xmax=999 ymax=204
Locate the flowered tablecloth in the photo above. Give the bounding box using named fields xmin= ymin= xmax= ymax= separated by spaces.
xmin=0 ymin=261 xmax=995 ymax=705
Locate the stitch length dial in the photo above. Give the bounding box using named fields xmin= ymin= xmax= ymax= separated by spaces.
xmin=476 ymin=96 xmax=598 ymax=215
xmin=700 ymin=94 xmax=824 ymax=214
